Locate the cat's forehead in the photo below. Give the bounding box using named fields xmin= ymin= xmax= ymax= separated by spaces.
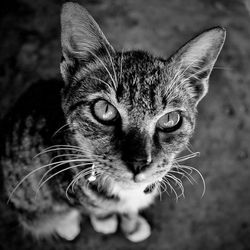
xmin=118 ymin=50 xmax=165 ymax=77
xmin=116 ymin=51 xmax=166 ymax=113
xmin=114 ymin=51 xmax=195 ymax=117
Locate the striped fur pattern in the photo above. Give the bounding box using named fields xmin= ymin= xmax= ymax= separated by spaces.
xmin=0 ymin=2 xmax=225 ymax=242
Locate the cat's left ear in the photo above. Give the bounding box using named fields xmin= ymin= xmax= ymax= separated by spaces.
xmin=169 ymin=27 xmax=226 ymax=105
xmin=60 ymin=2 xmax=115 ymax=84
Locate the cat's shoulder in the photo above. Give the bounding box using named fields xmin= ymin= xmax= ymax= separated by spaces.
xmin=0 ymin=80 xmax=66 ymax=149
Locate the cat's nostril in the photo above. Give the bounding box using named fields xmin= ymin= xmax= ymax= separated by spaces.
xmin=140 ymin=164 xmax=149 ymax=171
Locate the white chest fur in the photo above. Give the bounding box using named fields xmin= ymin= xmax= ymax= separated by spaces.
xmin=113 ymin=185 xmax=157 ymax=213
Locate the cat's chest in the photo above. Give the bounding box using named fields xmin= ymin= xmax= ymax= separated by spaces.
xmin=114 ymin=186 xmax=157 ymax=213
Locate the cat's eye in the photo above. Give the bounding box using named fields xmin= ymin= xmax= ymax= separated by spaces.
xmin=156 ymin=111 xmax=182 ymax=132
xmin=92 ymin=99 xmax=119 ymax=124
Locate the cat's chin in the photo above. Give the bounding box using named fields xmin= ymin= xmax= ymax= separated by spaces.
xmin=111 ymin=181 xmax=150 ymax=193
xmin=112 ymin=173 xmax=165 ymax=191
xmin=118 ymin=181 xmax=150 ymax=190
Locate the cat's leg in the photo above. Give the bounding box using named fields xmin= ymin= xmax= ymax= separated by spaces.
xmin=120 ymin=213 xmax=151 ymax=242
xmin=53 ymin=208 xmax=81 ymax=240
xmin=90 ymin=213 xmax=118 ymax=234
xmin=20 ymin=207 xmax=81 ymax=241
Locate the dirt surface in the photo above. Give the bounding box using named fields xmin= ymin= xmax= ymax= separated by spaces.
xmin=0 ymin=0 xmax=250 ymax=249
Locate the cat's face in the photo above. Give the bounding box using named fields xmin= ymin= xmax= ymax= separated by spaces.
xmin=60 ymin=3 xmax=225 ymax=190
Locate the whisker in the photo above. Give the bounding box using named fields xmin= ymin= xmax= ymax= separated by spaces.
xmin=161 ymin=180 xmax=168 ymax=193
xmin=168 ymin=59 xmax=203 ymax=92
xmin=185 ymin=143 xmax=195 ymax=154
xmin=49 ymin=153 xmax=83 ymax=162
xmin=156 ymin=182 xmax=162 ymax=201
xmin=87 ymin=50 xmax=117 ymax=90
xmin=172 ymin=162 xmax=197 ymax=182
xmin=163 ymin=178 xmax=178 ymax=201
xmin=169 ymin=169 xmax=194 ymax=185
xmin=103 ymin=44 xmax=118 ymax=87
xmin=89 ymin=76 xmax=113 ymax=91
xmin=71 ymin=167 xmax=103 ymax=193
xmin=179 ymin=63 xmax=211 ymax=85
xmin=167 ymin=173 xmax=185 ymax=198
xmin=158 ymin=180 xmax=169 ymax=196
xmin=47 ymin=153 xmax=94 ymax=165
xmin=52 ymin=124 xmax=71 ymax=137
xmin=33 ymin=146 xmax=85 ymax=159
xmin=37 ymin=158 xmax=93 ymax=188
xmin=65 ymin=168 xmax=99 ymax=200
xmin=41 ymin=144 xmax=84 ymax=150
xmin=37 ymin=162 xmax=94 ymax=191
xmin=7 ymin=158 xmax=88 ymax=203
xmin=100 ymin=171 xmax=124 ymax=181
xmin=119 ymin=49 xmax=124 ymax=84
xmin=176 ymin=152 xmax=200 ymax=162
xmin=33 ymin=146 xmax=104 ymax=159
xmin=178 ymin=164 xmax=206 ymax=198
xmin=213 ymin=66 xmax=232 ymax=70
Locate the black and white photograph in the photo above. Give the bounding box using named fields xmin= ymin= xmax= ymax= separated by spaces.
xmin=0 ymin=0 xmax=249 ymax=249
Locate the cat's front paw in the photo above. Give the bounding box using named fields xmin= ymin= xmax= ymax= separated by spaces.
xmin=55 ymin=209 xmax=81 ymax=241
xmin=90 ymin=214 xmax=118 ymax=234
xmin=122 ymin=216 xmax=151 ymax=243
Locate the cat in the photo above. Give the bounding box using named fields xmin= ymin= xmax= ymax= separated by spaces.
xmin=0 ymin=2 xmax=226 ymax=243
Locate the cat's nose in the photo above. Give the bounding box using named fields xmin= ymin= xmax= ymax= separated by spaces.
xmin=127 ymin=160 xmax=151 ymax=176
xmin=134 ymin=173 xmax=147 ymax=183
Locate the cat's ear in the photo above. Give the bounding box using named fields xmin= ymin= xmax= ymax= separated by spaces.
xmin=60 ymin=2 xmax=115 ymax=83
xmin=169 ymin=27 xmax=226 ymax=105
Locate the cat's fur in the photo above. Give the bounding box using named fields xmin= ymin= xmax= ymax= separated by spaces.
xmin=0 ymin=2 xmax=226 ymax=242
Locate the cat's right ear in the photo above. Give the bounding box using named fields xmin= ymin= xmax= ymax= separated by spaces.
xmin=168 ymin=27 xmax=226 ymax=106
xmin=60 ymin=2 xmax=115 ymax=84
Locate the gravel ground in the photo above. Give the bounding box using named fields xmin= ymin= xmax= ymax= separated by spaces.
xmin=0 ymin=0 xmax=250 ymax=249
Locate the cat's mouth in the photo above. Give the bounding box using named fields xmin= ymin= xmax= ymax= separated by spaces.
xmin=80 ymin=159 xmax=171 ymax=192
xmin=110 ymin=168 xmax=169 ymax=191
xmin=81 ymin=165 xmax=169 ymax=198
xmin=133 ymin=169 xmax=167 ymax=183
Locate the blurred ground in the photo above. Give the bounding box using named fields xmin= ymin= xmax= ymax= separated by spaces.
xmin=0 ymin=0 xmax=250 ymax=249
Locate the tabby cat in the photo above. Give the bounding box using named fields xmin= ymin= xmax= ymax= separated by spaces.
xmin=0 ymin=2 xmax=225 ymax=242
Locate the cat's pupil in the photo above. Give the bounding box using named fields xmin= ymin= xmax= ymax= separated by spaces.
xmin=157 ymin=111 xmax=181 ymax=132
xmin=93 ymin=100 xmax=118 ymax=123
xmin=103 ymin=105 xmax=113 ymax=119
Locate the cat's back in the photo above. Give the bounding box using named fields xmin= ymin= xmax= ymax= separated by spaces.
xmin=0 ymin=80 xmax=65 ymax=152
xmin=0 ymin=80 xmax=66 ymax=206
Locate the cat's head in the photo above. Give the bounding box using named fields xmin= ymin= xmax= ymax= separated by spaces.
xmin=60 ymin=3 xmax=225 ymax=191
